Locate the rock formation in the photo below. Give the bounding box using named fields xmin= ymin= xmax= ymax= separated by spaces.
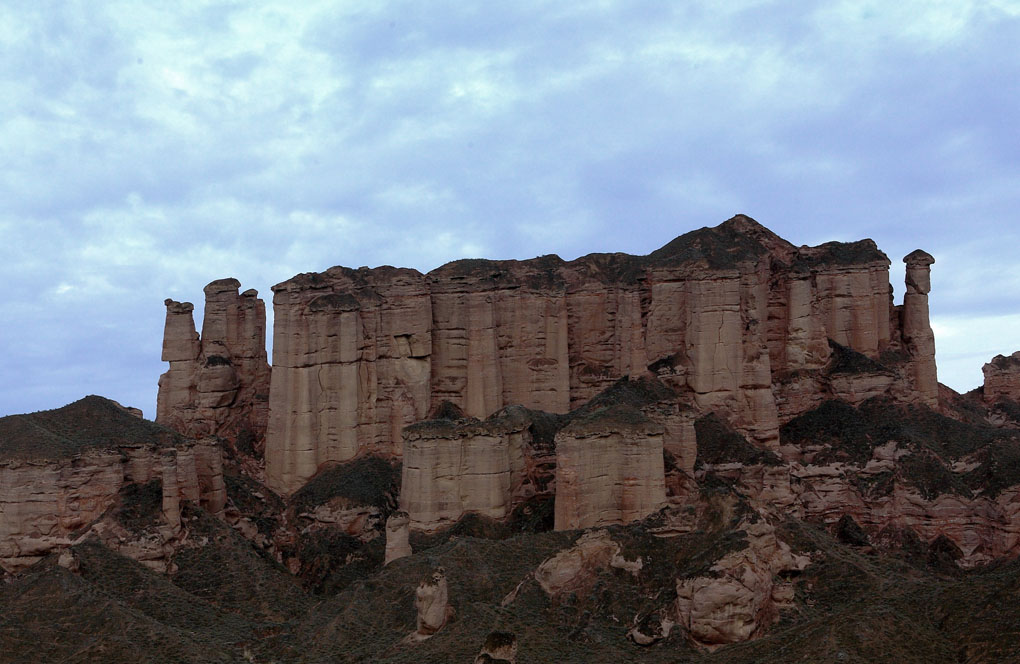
xmin=246 ymin=215 xmax=938 ymax=495
xmin=902 ymin=250 xmax=938 ymax=406
xmin=0 ymin=396 xmax=225 ymax=571
xmin=383 ymin=511 xmax=411 ymax=564
xmin=674 ymin=518 xmax=808 ymax=648
xmin=400 ymin=404 xmax=557 ymax=532
xmin=157 ymin=279 xmax=271 ymax=459
xmin=553 ymin=406 xmax=666 ymax=530
xmin=534 ymin=529 xmax=641 ymax=597
xmin=412 ymin=567 xmax=452 ymax=641
xmin=982 ymin=351 xmax=1020 ymax=403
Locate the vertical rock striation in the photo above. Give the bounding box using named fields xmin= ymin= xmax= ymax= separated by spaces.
xmin=0 ymin=397 xmax=226 ymax=571
xmin=902 ymin=250 xmax=938 ymax=406
xmin=266 ymin=267 xmax=432 ymax=493
xmin=553 ymin=406 xmax=667 ymax=530
xmin=157 ymin=279 xmax=271 ymax=456
xmin=160 ymin=216 xmax=936 ymax=495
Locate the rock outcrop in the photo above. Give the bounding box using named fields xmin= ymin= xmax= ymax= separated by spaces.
xmin=534 ymin=529 xmax=641 ymax=597
xmin=474 ymin=632 xmax=518 ymax=663
xmin=553 ymin=406 xmax=666 ymax=530
xmin=0 ymin=397 xmax=225 ymax=571
xmin=399 ymin=377 xmax=684 ymax=533
xmin=256 ymin=216 xmax=939 ymax=495
xmin=675 ymin=518 xmax=808 ymax=648
xmin=411 ymin=567 xmax=452 ymax=640
xmin=400 ymin=405 xmax=557 ymax=532
xmin=157 ymin=279 xmax=271 ymax=459
xmin=982 ymin=351 xmax=1020 ymax=403
xmin=902 ymin=250 xmax=938 ymax=406
xmin=383 ymin=511 xmax=411 ymax=564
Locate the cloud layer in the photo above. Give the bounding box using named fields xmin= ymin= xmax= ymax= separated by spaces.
xmin=2 ymin=1 xmax=1018 ymax=417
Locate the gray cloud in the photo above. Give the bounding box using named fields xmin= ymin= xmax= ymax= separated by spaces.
xmin=2 ymin=0 xmax=1018 ymax=417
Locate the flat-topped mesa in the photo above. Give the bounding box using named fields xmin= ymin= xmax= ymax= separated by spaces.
xmin=253 ymin=215 xmax=936 ymax=494
xmin=901 ymin=250 xmax=938 ymax=406
xmin=157 ymin=279 xmax=271 ymax=456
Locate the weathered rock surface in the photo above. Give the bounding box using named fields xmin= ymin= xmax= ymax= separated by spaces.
xmin=534 ymin=529 xmax=641 ymax=597
xmin=412 ymin=567 xmax=452 ymax=640
xmin=400 ymin=405 xmax=557 ymax=532
xmin=261 ymin=216 xmax=938 ymax=494
xmin=902 ymin=250 xmax=938 ymax=406
xmin=400 ymin=377 xmax=684 ymax=533
xmin=384 ymin=511 xmax=411 ymax=564
xmin=675 ymin=518 xmax=808 ymax=648
xmin=157 ymin=280 xmax=271 ymax=462
xmin=701 ymin=398 xmax=1020 ymax=568
xmin=553 ymin=406 xmax=666 ymax=530
xmin=0 ymin=397 xmax=225 ymax=571
xmin=983 ymin=351 xmax=1020 ymax=403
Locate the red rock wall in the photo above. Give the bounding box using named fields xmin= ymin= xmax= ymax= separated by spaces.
xmin=195 ymin=216 xmax=938 ymax=495
xmin=0 ymin=441 xmax=225 ymax=572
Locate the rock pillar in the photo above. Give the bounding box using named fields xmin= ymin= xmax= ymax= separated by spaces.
xmin=413 ymin=567 xmax=451 ymax=639
xmin=384 ymin=511 xmax=411 ymax=564
xmin=902 ymin=250 xmax=938 ymax=406
xmin=157 ymin=280 xmax=271 ymax=452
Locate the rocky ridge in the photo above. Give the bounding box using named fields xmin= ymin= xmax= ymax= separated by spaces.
xmin=215 ymin=216 xmax=930 ymax=494
xmin=6 ymin=216 xmax=1020 ymax=662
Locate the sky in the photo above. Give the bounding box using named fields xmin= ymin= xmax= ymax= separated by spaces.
xmin=2 ymin=1 xmax=1019 ymax=419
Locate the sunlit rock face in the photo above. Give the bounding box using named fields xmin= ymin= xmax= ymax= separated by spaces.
xmin=157 ymin=279 xmax=270 ymax=464
xmin=256 ymin=215 xmax=937 ymax=494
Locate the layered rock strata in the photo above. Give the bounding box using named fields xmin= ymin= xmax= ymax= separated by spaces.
xmin=698 ymin=398 xmax=1020 ymax=567
xmin=0 ymin=397 xmax=225 ymax=571
xmin=157 ymin=279 xmax=271 ymax=456
xmin=260 ymin=216 xmax=939 ymax=494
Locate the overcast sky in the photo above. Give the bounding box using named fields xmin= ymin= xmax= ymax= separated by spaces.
xmin=2 ymin=1 xmax=1019 ymax=419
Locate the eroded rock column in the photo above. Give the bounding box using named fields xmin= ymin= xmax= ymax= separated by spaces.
xmin=902 ymin=250 xmax=938 ymax=406
xmin=156 ymin=280 xmax=271 ymax=451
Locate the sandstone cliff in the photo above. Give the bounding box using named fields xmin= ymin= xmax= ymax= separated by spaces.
xmin=0 ymin=396 xmax=225 ymax=572
xmin=257 ymin=215 xmax=938 ymax=494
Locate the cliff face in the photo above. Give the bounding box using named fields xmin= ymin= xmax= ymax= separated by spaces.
xmin=0 ymin=397 xmax=225 ymax=572
xmin=254 ymin=215 xmax=937 ymax=494
xmin=156 ymin=279 xmax=271 ymax=462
